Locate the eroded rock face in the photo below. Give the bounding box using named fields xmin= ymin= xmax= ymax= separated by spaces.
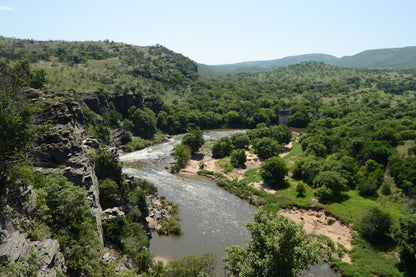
xmin=0 ymin=217 xmax=66 ymax=276
xmin=29 ymin=100 xmax=104 ymax=249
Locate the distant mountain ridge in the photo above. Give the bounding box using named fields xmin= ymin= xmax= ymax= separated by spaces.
xmin=199 ymin=46 xmax=416 ymax=76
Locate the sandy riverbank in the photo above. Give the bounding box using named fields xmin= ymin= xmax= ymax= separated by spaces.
xmin=178 ymin=140 xmax=354 ymax=263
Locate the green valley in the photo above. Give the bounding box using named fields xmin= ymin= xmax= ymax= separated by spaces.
xmin=1 ymin=36 xmax=416 ymax=276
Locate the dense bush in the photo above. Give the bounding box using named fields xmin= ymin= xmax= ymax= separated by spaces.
xmin=360 ymin=206 xmax=393 ymax=239
xmin=260 ymin=157 xmax=288 ymax=188
xmin=173 ymin=144 xmax=190 ymax=168
xmin=120 ymin=131 xmax=133 ymax=145
xmin=224 ymin=209 xmax=320 ymax=277
xmin=98 ymin=178 xmax=119 ymax=209
xmin=391 ymin=157 xmax=416 ymax=196
xmin=129 ymin=107 xmax=157 ymax=139
xmin=231 ymin=133 xmax=250 ymax=149
xmin=182 ymin=128 xmax=204 ymax=154
xmin=212 ymin=136 xmax=233 ymax=158
xmin=253 ymin=137 xmax=284 ymax=159
xmin=230 ymin=149 xmax=247 ymax=167
xmin=312 ymin=171 xmax=348 ymax=202
xmin=33 ymin=173 xmax=101 ymax=275
xmin=394 ymin=214 xmax=416 ymax=273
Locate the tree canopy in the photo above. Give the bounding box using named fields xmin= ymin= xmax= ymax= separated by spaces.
xmin=223 ymin=209 xmax=320 ymax=277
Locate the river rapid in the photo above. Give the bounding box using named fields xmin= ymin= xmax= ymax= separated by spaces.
xmin=121 ymin=130 xmax=254 ymax=275
xmin=120 ymin=130 xmax=339 ymax=277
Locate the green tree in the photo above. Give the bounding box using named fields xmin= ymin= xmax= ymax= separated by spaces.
xmin=0 ymin=60 xmax=42 ymax=196
xmin=223 ymin=209 xmax=320 ymax=277
xmin=230 ymin=149 xmax=247 ymax=167
xmin=225 ymin=110 xmax=241 ymax=128
xmin=313 ymin=171 xmax=348 ymax=202
xmin=182 ymin=128 xmax=204 ymax=154
xmin=231 ymin=133 xmax=250 ymax=149
xmin=260 ymin=157 xmax=288 ymax=187
xmin=296 ymin=183 xmax=306 ymax=198
xmin=173 ymin=144 xmax=190 ymax=168
xmin=33 ymin=174 xmax=101 ymax=275
xmin=361 ymin=206 xmax=393 ymax=239
xmin=391 ymin=157 xmax=416 ymax=196
xmin=254 ymin=137 xmax=284 ymax=159
xmin=130 ymin=107 xmax=157 ymax=139
xmin=212 ymin=136 xmax=233 ymax=158
xmin=99 ymin=179 xmax=119 ymax=210
xmin=394 ymin=214 xmax=416 ymax=272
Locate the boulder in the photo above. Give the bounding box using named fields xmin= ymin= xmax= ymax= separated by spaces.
xmin=0 ymin=228 xmax=66 ymax=276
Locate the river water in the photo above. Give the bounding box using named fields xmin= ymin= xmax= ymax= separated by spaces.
xmin=120 ymin=130 xmax=339 ymax=276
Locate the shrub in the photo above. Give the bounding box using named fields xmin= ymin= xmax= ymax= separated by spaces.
xmin=360 ymin=206 xmax=393 ymax=239
xmin=260 ymin=157 xmax=288 ymax=188
xmin=182 ymin=128 xmax=204 ymax=154
xmin=230 ymin=149 xmax=247 ymax=167
xmin=296 ymin=183 xmax=306 ymax=198
xmin=99 ymin=179 xmax=119 ymax=209
xmin=96 ymin=124 xmax=110 ymax=142
xmin=166 ymin=217 xmax=182 ymax=235
xmin=254 ymin=137 xmax=284 ymax=159
xmin=164 ymin=253 xmax=217 ymax=277
xmin=231 ymin=133 xmax=250 ymax=149
xmin=313 ymin=171 xmax=348 ymax=202
xmin=173 ymin=144 xmax=190 ymax=168
xmin=120 ymin=131 xmax=133 ymax=145
xmin=395 ymin=214 xmax=416 ymax=272
xmin=357 ymin=177 xmax=378 ymax=197
xmin=102 ymin=215 xmax=128 ymax=246
xmin=212 ymin=136 xmax=233 ymax=158
xmin=380 ymin=179 xmax=392 ymax=195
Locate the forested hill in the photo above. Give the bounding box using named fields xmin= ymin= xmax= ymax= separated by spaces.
xmin=200 ymin=46 xmax=416 ymax=76
xmin=198 ymin=54 xmax=338 ymax=76
xmin=335 ymin=46 xmax=416 ymax=69
xmin=0 ymin=36 xmax=198 ymax=98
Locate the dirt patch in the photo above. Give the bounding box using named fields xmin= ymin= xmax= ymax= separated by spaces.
xmin=251 ymin=181 xmax=276 ymax=193
xmin=153 ymin=255 xmax=170 ymax=265
xmin=180 ymin=148 xmax=262 ymax=181
xmin=180 ymin=140 xmax=294 ymax=181
xmin=279 ymin=207 xmax=354 ymax=263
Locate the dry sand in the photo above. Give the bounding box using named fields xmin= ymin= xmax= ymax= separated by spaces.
xmin=279 ymin=208 xmax=354 ymax=262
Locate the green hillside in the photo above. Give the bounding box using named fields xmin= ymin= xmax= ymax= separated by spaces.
xmin=0 ymin=36 xmax=198 ymax=102
xmin=199 ymin=53 xmax=338 ymax=76
xmin=200 ymin=46 xmax=416 ymax=76
xmin=334 ymin=46 xmax=416 ymax=69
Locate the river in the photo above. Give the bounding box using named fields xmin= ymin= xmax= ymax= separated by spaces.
xmin=120 ymin=130 xmax=339 ymax=276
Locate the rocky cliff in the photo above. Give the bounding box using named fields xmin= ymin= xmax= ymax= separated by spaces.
xmin=0 ymin=89 xmax=108 ymax=275
xmin=29 ymin=92 xmax=105 ymax=249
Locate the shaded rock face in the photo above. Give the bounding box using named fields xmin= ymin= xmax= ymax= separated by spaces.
xmin=112 ymin=92 xmax=143 ymax=117
xmin=29 ymin=100 xmax=104 ymax=249
xmin=0 ymin=217 xmax=66 ymax=276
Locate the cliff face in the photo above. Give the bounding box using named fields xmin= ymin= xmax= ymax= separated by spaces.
xmin=29 ymin=96 xmax=105 ymax=249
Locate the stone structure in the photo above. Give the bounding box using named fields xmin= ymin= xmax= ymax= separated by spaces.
xmin=278 ymin=109 xmax=290 ymax=125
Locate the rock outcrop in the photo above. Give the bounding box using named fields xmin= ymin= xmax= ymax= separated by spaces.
xmin=0 ymin=216 xmax=66 ymax=276
xmin=29 ymin=99 xmax=104 ymax=249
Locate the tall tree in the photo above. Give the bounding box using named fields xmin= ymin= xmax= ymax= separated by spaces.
xmin=223 ymin=209 xmax=320 ymax=277
xmin=182 ymin=128 xmax=204 ymax=154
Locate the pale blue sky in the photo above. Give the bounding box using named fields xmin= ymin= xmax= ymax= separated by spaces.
xmin=1 ymin=0 xmax=415 ymax=64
